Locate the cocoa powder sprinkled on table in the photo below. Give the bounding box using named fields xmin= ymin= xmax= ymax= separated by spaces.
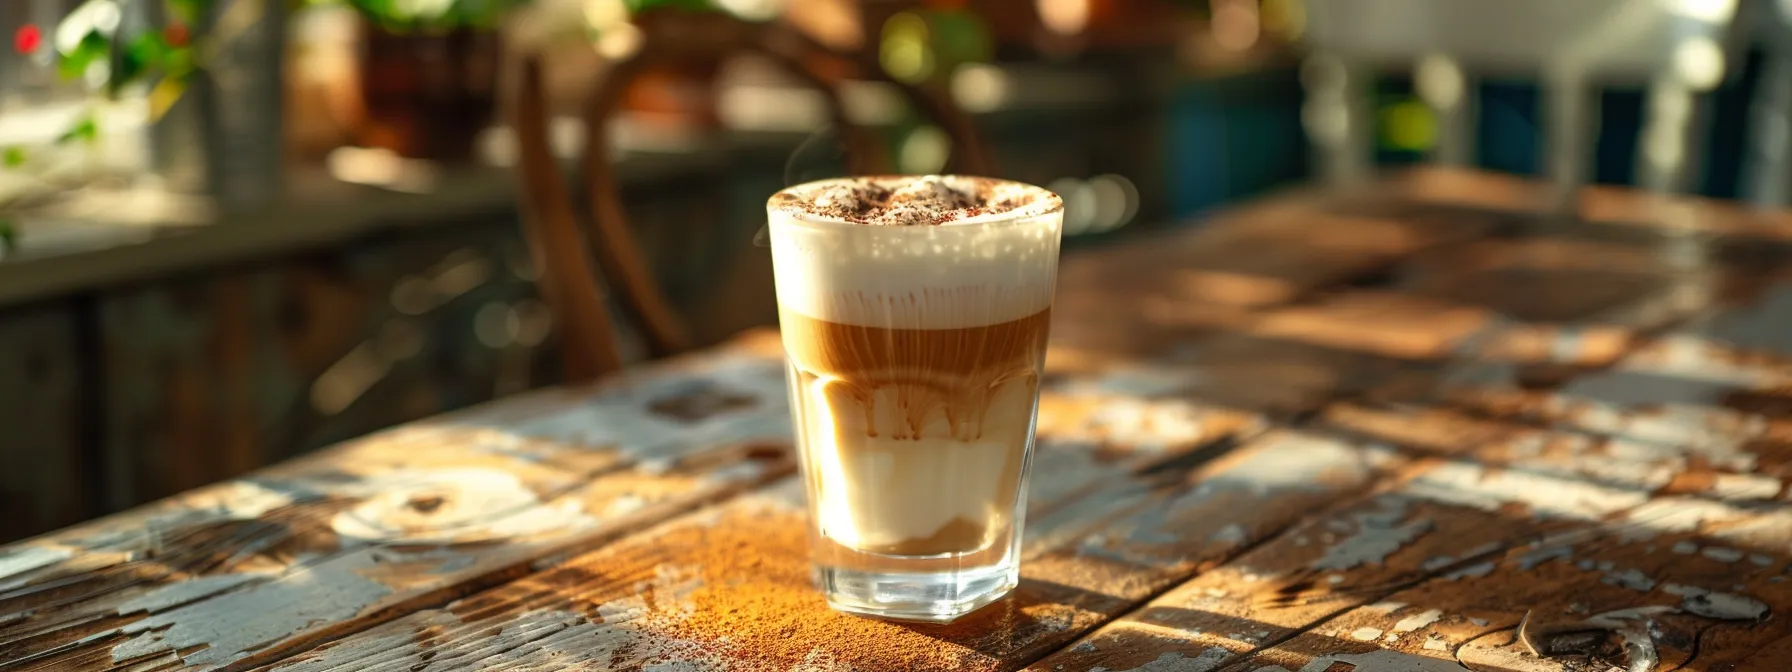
xmin=606 ymin=499 xmax=994 ymax=670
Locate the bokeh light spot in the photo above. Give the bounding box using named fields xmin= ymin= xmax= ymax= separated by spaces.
xmin=14 ymin=25 xmax=42 ymax=55
xmin=881 ymin=12 xmax=934 ymax=83
xmin=1380 ymin=99 xmax=1436 ymax=152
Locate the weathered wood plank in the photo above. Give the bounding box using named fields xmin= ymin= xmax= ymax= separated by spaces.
xmin=253 ymin=401 xmax=1377 ymax=672
xmin=1387 ymin=236 xmax=1724 ymax=325
xmin=1378 ymin=166 xmax=1792 ymax=243
xmin=0 ymin=340 xmax=799 ymax=671
xmin=1064 ymin=196 xmax=1493 ymax=308
xmin=1423 ymin=275 xmax=1792 ymax=487
xmin=1047 ymin=290 xmax=1504 ymax=419
xmin=1018 ymin=340 xmax=1792 ymax=672
xmin=1049 ymin=193 xmax=1500 ymax=360
xmin=1053 ymin=286 xmax=1645 ymax=420
xmin=0 ymin=303 xmax=92 ymax=543
xmin=1177 ymin=490 xmax=1792 ymax=672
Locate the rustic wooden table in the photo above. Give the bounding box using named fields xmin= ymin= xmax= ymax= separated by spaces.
xmin=6 ymin=168 xmax=1792 ymax=672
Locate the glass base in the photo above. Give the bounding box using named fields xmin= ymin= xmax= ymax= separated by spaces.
xmin=818 ymin=562 xmax=1018 ymax=623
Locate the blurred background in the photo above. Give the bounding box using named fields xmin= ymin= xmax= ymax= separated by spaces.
xmin=0 ymin=0 xmax=1780 ymax=542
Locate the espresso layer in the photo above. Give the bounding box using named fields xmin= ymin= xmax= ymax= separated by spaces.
xmin=783 ymin=308 xmax=1048 ymax=555
xmin=782 ymin=308 xmax=1050 ymax=438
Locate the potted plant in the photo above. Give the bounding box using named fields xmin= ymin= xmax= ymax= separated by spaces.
xmin=344 ymin=0 xmax=529 ymax=161
xmin=1 ymin=0 xmax=213 ymax=251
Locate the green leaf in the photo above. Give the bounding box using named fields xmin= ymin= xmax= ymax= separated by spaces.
xmin=56 ymin=31 xmax=111 ymax=81
xmin=168 ymin=0 xmax=207 ymax=26
xmin=117 ymin=32 xmax=173 ymax=87
xmin=57 ymin=116 xmax=99 ymax=145
xmin=624 ymin=0 xmax=715 ymax=14
xmin=163 ymin=45 xmax=196 ymax=80
xmin=0 ymin=219 xmax=17 ymax=253
xmin=1 ymin=147 xmax=25 ymax=168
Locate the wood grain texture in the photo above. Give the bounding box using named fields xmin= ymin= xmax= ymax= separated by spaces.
xmin=1027 ymin=402 xmax=1791 ymax=672
xmin=14 ymin=168 xmax=1792 ymax=671
xmin=0 ymin=340 xmax=795 ymax=672
xmin=1024 ymin=268 xmax=1792 ymax=672
xmin=258 ymin=419 xmax=1387 ymax=672
xmin=0 ymin=304 xmax=91 ymax=541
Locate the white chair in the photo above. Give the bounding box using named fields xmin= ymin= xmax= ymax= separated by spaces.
xmin=1744 ymin=0 xmax=1792 ymax=206
xmin=1300 ymin=0 xmax=1748 ymax=212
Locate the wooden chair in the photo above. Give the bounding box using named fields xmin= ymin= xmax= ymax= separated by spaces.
xmin=1299 ymin=0 xmax=1748 ymax=212
xmin=506 ymin=10 xmax=994 ymax=383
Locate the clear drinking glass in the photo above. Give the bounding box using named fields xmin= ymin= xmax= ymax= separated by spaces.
xmin=766 ymin=176 xmax=1064 ymax=622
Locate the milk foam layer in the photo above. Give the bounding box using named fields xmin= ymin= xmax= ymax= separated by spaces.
xmin=768 ymin=176 xmax=1063 ymax=329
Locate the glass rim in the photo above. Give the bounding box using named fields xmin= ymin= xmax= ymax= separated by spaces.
xmin=766 ymin=175 xmax=1065 ymax=231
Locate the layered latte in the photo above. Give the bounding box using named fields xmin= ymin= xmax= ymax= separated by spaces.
xmin=768 ymin=176 xmax=1063 ymax=564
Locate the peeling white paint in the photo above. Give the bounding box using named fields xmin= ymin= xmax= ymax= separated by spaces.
xmin=114 ymin=551 xmax=396 ymax=666
xmin=1051 ymin=366 xmax=1201 ymax=399
xmin=706 ymin=460 xmax=770 ymax=486
xmin=1312 ymin=497 xmax=1433 ymax=571
xmin=1298 ymin=649 xmax=1465 ymax=672
xmin=0 ymin=545 xmax=71 ymax=587
xmin=270 ymin=625 xmax=437 ymax=671
xmin=1518 ymin=545 xmax=1573 ymax=570
xmin=1068 ymin=432 xmax=1373 ymax=565
xmin=1224 ymin=433 xmax=1375 ymax=494
xmin=1444 ymin=561 xmax=1496 ymax=580
xmin=173 ymin=480 xmax=298 ymax=522
xmin=1079 ymin=399 xmax=1218 ymax=452
xmin=1603 ymin=568 xmax=1657 ymax=591
xmin=116 ymin=574 xmax=265 ymax=615
xmin=1407 ymin=461 xmax=1647 ymax=521
xmin=330 ymin=469 xmax=595 ymax=543
xmin=644 ymin=662 xmax=709 ymax=671
xmin=1612 ymin=498 xmax=1748 ymax=544
xmin=497 ymin=356 xmax=791 ymax=459
xmin=279 ymin=562 xmax=719 ymax=671
xmin=1211 ymin=524 xmax=1248 ymax=545
xmin=1350 ymin=627 xmax=1384 ymax=641
xmin=1090 ymin=648 xmax=1232 ymax=672
xmin=1711 ymin=474 xmax=1782 ymax=501
xmin=1394 ymin=609 xmax=1443 ymax=633
xmin=604 ymin=495 xmax=648 ymax=518
xmin=1664 ymin=584 xmax=1770 ymax=620
xmin=1701 ymin=547 xmax=1746 ymax=563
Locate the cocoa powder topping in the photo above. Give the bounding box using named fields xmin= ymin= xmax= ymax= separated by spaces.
xmin=771 ymin=175 xmax=1056 ymax=226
